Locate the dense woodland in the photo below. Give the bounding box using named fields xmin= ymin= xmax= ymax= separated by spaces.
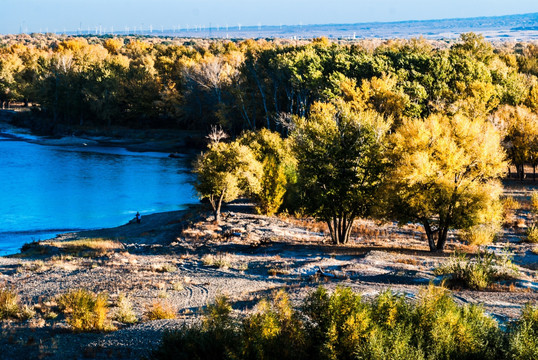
xmin=1 ymin=33 xmax=538 ymax=133
xmin=3 ymin=33 xmax=538 ymax=250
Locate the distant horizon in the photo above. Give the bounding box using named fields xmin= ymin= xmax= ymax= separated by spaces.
xmin=2 ymin=0 xmax=538 ymax=35
xmin=2 ymin=10 xmax=538 ymax=37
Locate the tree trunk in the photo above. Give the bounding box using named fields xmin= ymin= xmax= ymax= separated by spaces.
xmin=518 ymin=164 xmax=525 ymax=180
xmin=327 ymin=214 xmax=354 ymax=245
xmin=423 ymin=220 xmax=448 ymax=252
xmin=436 ymin=226 xmax=449 ymax=251
xmin=214 ymin=192 xmax=225 ymax=224
xmin=423 ymin=220 xmax=437 ymax=252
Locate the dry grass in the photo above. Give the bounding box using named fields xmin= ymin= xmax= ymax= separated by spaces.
xmin=151 ymin=263 xmax=177 ymax=273
xmin=113 ymin=294 xmax=137 ymax=324
xmin=201 ymin=253 xmax=232 ymax=269
xmin=144 ymin=301 xmax=176 ymax=320
xmin=57 ymin=289 xmax=114 ymax=331
xmin=461 ymin=224 xmax=500 ymax=246
xmin=526 ymin=225 xmax=538 ymax=243
xmin=395 ymin=258 xmax=421 ymax=266
xmin=279 ymin=216 xmax=329 ymax=234
xmin=0 ymin=287 xmax=20 ymax=320
xmin=48 ymin=238 xmax=122 ymax=253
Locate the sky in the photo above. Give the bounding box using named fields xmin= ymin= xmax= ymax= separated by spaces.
xmin=2 ymin=0 xmax=538 ymax=34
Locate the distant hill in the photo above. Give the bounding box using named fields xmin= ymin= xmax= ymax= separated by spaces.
xmin=114 ymin=12 xmax=538 ymax=41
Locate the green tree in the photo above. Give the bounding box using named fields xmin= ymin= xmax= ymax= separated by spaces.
xmin=193 ymin=131 xmax=262 ymax=223
xmin=383 ymin=114 xmax=506 ymax=251
xmin=292 ymin=101 xmax=389 ymax=244
xmin=491 ymin=105 xmax=538 ymax=180
xmin=239 ymin=129 xmax=296 ymax=215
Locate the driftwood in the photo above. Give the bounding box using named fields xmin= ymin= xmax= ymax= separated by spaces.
xmin=317 ymin=266 xmax=346 ymax=279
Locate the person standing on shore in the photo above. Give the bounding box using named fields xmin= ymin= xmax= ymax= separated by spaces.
xmin=136 ymin=212 xmax=141 ymax=224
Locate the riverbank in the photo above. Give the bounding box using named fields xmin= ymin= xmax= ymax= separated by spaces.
xmin=0 ymin=109 xmax=206 ymax=155
xmin=1 ymin=196 xmax=538 ymax=359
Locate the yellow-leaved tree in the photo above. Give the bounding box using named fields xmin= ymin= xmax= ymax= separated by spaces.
xmin=383 ymin=114 xmax=506 ymax=251
xmin=193 ymin=131 xmax=262 ymax=223
xmin=490 ymin=105 xmax=538 ymax=180
xmin=239 ymin=129 xmax=296 ymax=216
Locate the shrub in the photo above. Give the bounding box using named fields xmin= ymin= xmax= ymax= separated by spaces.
xmin=0 ymin=287 xmax=20 ymax=320
xmin=57 ymin=289 xmax=112 ymax=331
xmin=153 ymin=286 xmax=507 ymax=360
xmin=435 ymin=250 xmax=518 ymax=290
xmin=241 ymin=290 xmax=306 ymax=360
xmin=531 ymin=191 xmax=538 ymax=213
xmin=413 ymin=285 xmax=502 ymax=359
xmin=461 ymin=223 xmax=500 ymax=245
xmin=19 ymin=304 xmax=36 ymax=320
xmin=154 ymin=296 xmax=239 ymax=360
xmin=145 ymin=301 xmax=176 ymax=320
xmin=509 ymin=304 xmax=538 ymax=359
xmin=114 ymin=294 xmax=137 ymax=324
xmin=526 ymin=224 xmax=538 ymax=243
xmin=201 ymin=253 xmax=232 ymax=269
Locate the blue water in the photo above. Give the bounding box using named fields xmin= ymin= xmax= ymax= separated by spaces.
xmin=0 ymin=133 xmax=197 ymax=255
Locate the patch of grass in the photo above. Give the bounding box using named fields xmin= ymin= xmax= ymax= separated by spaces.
xmin=43 ymin=311 xmax=58 ymax=320
xmin=45 ymin=238 xmax=123 ymax=257
xmin=0 ymin=287 xmax=20 ymax=320
xmin=113 ymin=294 xmax=137 ymax=324
xmin=151 ymin=263 xmax=177 ymax=273
xmin=145 ymin=301 xmax=176 ymax=320
xmin=19 ymin=304 xmax=36 ymax=320
xmin=18 ymin=260 xmax=48 ymax=273
xmin=201 ymin=253 xmax=232 ymax=269
xmin=526 ymin=224 xmax=538 ymax=243
xmin=503 ymin=196 xmax=520 ymax=212
xmin=395 ymin=258 xmax=421 ymax=266
xmin=435 ymin=250 xmax=519 ymax=290
xmin=172 ymin=281 xmax=185 ymax=291
xmin=531 ymin=191 xmax=538 ymax=214
xmin=57 ymin=289 xmax=114 ymax=331
xmin=267 ymin=266 xmax=290 ymax=276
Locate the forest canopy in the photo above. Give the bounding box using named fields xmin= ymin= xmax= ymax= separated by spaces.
xmin=2 ymin=32 xmax=538 ymax=136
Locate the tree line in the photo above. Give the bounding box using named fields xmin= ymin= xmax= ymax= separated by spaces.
xmin=1 ymin=33 xmax=538 ymax=171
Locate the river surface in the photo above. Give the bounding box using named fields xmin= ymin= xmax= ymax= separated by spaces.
xmin=0 ymin=132 xmax=197 ymax=255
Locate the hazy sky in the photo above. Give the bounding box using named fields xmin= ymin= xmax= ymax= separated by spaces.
xmin=3 ymin=0 xmax=538 ymax=34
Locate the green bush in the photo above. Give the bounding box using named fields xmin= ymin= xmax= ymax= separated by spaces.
xmin=152 ymin=286 xmax=511 ymax=360
xmin=526 ymin=224 xmax=538 ymax=243
xmin=153 ymin=295 xmax=239 ymax=360
xmin=114 ymin=293 xmax=137 ymax=324
xmin=461 ymin=223 xmax=500 ymax=245
xmin=239 ymin=129 xmax=297 ymax=216
xmin=434 ymin=250 xmax=518 ymax=290
xmin=509 ymin=304 xmax=538 ymax=360
xmin=57 ymin=289 xmax=112 ymax=331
